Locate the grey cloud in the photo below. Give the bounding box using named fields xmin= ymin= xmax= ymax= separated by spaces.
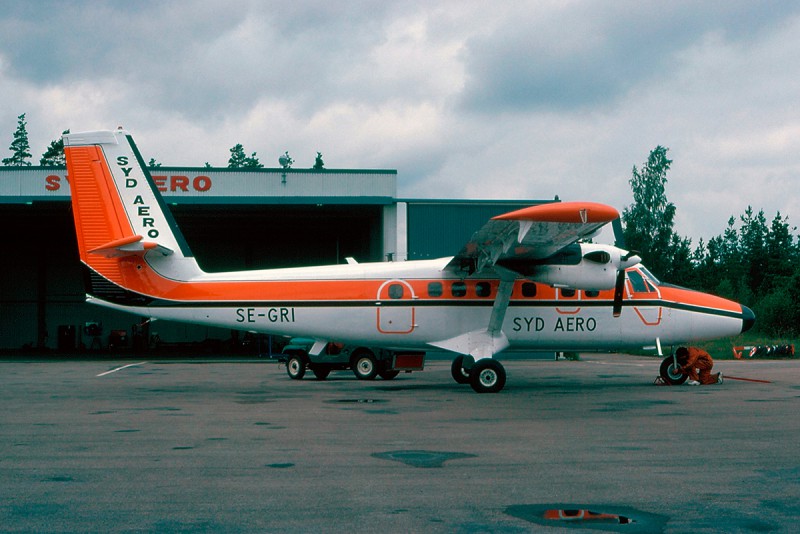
xmin=458 ymin=1 xmax=800 ymax=113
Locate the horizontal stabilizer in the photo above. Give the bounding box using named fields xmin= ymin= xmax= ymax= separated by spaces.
xmin=88 ymin=235 xmax=174 ymax=258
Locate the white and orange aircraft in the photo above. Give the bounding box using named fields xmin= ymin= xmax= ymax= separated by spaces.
xmin=63 ymin=129 xmax=755 ymax=393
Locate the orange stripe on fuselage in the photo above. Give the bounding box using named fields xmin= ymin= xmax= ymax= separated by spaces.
xmin=107 ymin=260 xmax=743 ymax=317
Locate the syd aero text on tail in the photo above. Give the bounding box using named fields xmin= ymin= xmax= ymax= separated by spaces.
xmin=63 ymin=129 xmax=204 ymax=307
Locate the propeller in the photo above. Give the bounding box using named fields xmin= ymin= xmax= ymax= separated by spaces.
xmin=610 ymin=217 xmax=640 ymax=317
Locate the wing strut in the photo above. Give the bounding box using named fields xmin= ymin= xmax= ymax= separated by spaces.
xmin=488 ymin=279 xmax=514 ymax=335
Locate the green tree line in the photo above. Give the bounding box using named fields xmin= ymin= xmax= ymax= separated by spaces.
xmin=623 ymin=146 xmax=799 ymax=338
xmin=1 ymin=113 xmax=325 ymax=169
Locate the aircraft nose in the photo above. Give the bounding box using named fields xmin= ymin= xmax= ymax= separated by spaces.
xmin=741 ymin=305 xmax=756 ymax=334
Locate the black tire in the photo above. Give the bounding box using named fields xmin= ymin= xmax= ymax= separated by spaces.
xmin=451 ymin=355 xmax=471 ymax=384
xmin=379 ymin=369 xmax=400 ymax=380
xmin=312 ymin=366 xmax=331 ymax=380
xmin=660 ymin=355 xmax=688 ymax=385
xmin=469 ymin=359 xmax=506 ymax=393
xmin=351 ymin=349 xmax=378 ymax=380
xmin=286 ymin=354 xmax=306 ymax=380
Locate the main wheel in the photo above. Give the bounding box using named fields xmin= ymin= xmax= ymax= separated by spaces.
xmin=286 ymin=354 xmax=306 ymax=380
xmin=469 ymin=359 xmax=506 ymax=393
xmin=660 ymin=355 xmax=688 ymax=385
xmin=351 ymin=349 xmax=378 ymax=380
xmin=312 ymin=366 xmax=331 ymax=380
xmin=451 ymin=355 xmax=471 ymax=384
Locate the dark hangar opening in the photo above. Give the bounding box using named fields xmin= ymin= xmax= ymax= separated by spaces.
xmin=173 ymin=204 xmax=383 ymax=271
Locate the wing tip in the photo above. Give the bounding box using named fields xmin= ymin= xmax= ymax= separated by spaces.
xmin=493 ymin=201 xmax=619 ymax=224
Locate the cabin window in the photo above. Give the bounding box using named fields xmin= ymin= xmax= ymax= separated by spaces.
xmin=388 ymin=283 xmax=404 ymax=299
xmin=521 ymin=282 xmax=537 ymax=298
xmin=585 ymin=290 xmax=600 ymax=298
xmin=561 ymin=288 xmax=576 ymax=298
xmin=427 ymin=282 xmax=443 ymax=297
xmin=451 ymin=282 xmax=467 ymax=297
xmin=475 ymin=282 xmax=491 ymax=297
xmin=627 ymin=270 xmax=652 ymax=293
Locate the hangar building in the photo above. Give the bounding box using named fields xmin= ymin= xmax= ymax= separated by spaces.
xmin=1 ymin=165 xmax=548 ymax=352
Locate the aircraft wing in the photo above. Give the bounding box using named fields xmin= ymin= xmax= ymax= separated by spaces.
xmin=445 ymin=201 xmax=619 ymax=276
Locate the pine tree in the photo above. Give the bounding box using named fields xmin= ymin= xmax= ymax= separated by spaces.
xmin=242 ymin=152 xmax=263 ymax=168
xmin=3 ymin=113 xmax=33 ymax=166
xmin=621 ymin=146 xmax=677 ymax=278
xmin=313 ymin=152 xmax=324 ymax=170
xmin=40 ymin=130 xmax=69 ymax=166
xmin=228 ymin=143 xmax=246 ymax=168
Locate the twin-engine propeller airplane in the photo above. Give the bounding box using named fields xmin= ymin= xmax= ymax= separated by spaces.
xmin=63 ymin=129 xmax=755 ymax=393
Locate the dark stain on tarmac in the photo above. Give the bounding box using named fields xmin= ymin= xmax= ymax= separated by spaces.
xmin=372 ymin=450 xmax=477 ymax=468
xmin=266 ymin=463 xmax=294 ymax=469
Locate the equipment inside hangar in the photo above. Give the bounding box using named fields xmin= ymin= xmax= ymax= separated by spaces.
xmin=0 ymin=165 xmax=545 ymax=352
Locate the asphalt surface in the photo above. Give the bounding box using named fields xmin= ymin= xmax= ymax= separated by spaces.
xmin=1 ymin=354 xmax=799 ymax=533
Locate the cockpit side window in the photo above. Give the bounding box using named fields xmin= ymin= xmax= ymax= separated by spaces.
xmin=627 ymin=270 xmax=653 ymax=293
xmin=639 ymin=266 xmax=661 ymax=286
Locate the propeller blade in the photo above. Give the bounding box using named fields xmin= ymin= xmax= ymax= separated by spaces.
xmin=612 ymin=217 xmax=626 ymax=249
xmin=613 ymin=269 xmax=626 ymax=317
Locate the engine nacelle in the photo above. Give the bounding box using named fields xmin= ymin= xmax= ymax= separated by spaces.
xmin=529 ymin=243 xmax=637 ymax=291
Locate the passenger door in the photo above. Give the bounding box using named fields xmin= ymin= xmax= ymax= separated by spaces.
xmin=376 ymin=280 xmax=416 ymax=334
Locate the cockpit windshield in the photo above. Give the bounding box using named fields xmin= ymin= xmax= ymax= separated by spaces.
xmin=638 ymin=266 xmax=660 ymax=286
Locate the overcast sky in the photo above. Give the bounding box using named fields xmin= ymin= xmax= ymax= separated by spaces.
xmin=2 ymin=1 xmax=798 ymax=244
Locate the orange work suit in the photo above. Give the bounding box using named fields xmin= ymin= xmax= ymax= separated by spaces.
xmin=678 ymin=347 xmax=719 ymax=385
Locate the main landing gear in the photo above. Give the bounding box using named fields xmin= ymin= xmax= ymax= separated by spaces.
xmin=451 ymin=355 xmax=507 ymax=393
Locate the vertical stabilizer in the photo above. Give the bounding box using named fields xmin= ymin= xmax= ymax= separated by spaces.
xmin=64 ymin=129 xmax=202 ymax=298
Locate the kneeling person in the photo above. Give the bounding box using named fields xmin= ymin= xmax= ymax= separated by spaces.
xmin=675 ymin=346 xmax=722 ymax=385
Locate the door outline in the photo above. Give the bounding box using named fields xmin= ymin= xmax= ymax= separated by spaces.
xmin=376 ymin=279 xmax=416 ymax=334
xmin=626 ymin=269 xmax=662 ymax=326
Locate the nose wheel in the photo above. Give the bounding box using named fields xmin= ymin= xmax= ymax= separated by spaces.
xmin=659 ymin=355 xmax=688 ymax=385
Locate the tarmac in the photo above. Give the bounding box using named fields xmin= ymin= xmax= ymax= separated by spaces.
xmin=1 ymin=353 xmax=799 ymax=533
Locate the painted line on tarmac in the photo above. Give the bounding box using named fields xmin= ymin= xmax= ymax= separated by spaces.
xmin=96 ymin=362 xmax=148 ymax=377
